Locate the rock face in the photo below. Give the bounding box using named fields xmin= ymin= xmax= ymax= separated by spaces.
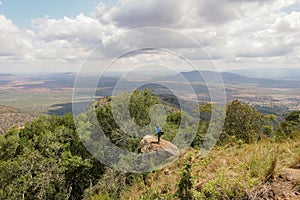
xmin=140 ymin=135 xmax=180 ymax=156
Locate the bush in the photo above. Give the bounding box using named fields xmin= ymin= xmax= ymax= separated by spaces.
xmin=176 ymin=158 xmax=194 ymax=200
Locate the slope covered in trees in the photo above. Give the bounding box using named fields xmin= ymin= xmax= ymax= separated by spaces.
xmin=0 ymin=90 xmax=299 ymax=199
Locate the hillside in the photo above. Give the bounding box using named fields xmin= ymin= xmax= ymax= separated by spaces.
xmin=0 ymin=105 xmax=35 ymax=134
xmin=120 ymin=139 xmax=300 ymax=199
xmin=1 ymin=91 xmax=300 ymax=199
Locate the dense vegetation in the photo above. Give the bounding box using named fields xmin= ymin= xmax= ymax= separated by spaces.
xmin=0 ymin=90 xmax=299 ymax=199
xmin=0 ymin=114 xmax=104 ymax=199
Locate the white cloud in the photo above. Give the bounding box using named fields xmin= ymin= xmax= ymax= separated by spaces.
xmin=101 ymin=0 xmax=285 ymax=28
xmin=1 ymin=0 xmax=300 ymax=72
xmin=273 ymin=11 xmax=300 ymax=32
xmin=32 ymin=14 xmax=119 ymax=62
xmin=103 ymin=0 xmax=184 ymax=28
xmin=94 ymin=0 xmax=300 ymax=64
xmin=0 ymin=15 xmax=34 ymax=61
xmin=204 ymin=0 xmax=300 ymax=62
xmin=0 ymin=1 xmax=2 ymax=6
xmin=33 ymin=14 xmax=103 ymax=43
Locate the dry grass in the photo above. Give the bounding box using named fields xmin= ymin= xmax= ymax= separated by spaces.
xmin=290 ymin=153 xmax=300 ymax=169
xmin=119 ymin=138 xmax=300 ymax=199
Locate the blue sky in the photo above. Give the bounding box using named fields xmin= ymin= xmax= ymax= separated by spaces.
xmin=0 ymin=0 xmax=115 ymax=27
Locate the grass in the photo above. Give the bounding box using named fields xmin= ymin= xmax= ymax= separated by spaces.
xmin=119 ymin=137 xmax=300 ymax=199
xmin=289 ymin=153 xmax=300 ymax=169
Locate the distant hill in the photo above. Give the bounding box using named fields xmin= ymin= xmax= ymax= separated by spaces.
xmin=0 ymin=105 xmax=35 ymax=134
xmin=228 ymin=68 xmax=300 ymax=81
xmin=0 ymin=73 xmax=12 ymax=77
xmin=158 ymin=70 xmax=300 ymax=88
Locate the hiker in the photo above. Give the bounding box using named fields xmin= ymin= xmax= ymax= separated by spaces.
xmin=156 ymin=126 xmax=164 ymax=143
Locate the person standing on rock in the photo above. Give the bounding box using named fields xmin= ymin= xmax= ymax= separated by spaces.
xmin=156 ymin=126 xmax=164 ymax=143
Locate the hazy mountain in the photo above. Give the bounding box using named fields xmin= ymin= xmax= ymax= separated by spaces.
xmin=159 ymin=70 xmax=300 ymax=88
xmin=228 ymin=68 xmax=300 ymax=81
xmin=0 ymin=73 xmax=12 ymax=76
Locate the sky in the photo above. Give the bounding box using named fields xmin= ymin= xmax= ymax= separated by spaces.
xmin=0 ymin=0 xmax=300 ymax=73
xmin=0 ymin=0 xmax=116 ymax=27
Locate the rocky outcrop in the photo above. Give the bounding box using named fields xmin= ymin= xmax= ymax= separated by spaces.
xmin=140 ymin=135 xmax=179 ymax=156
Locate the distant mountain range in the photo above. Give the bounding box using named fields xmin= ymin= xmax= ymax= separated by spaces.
xmin=228 ymin=68 xmax=300 ymax=81
xmin=158 ymin=70 xmax=300 ymax=88
xmin=0 ymin=73 xmax=12 ymax=76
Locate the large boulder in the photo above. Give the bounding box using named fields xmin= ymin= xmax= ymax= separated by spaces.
xmin=140 ymin=135 xmax=180 ymax=156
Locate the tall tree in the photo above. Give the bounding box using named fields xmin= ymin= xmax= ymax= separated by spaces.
xmin=222 ymin=100 xmax=266 ymax=143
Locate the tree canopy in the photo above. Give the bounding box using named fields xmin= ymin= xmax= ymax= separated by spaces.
xmin=0 ymin=94 xmax=298 ymax=199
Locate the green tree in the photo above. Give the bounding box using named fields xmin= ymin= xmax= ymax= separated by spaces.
xmin=0 ymin=114 xmax=104 ymax=200
xmin=94 ymin=90 xmax=161 ymax=152
xmin=222 ymin=100 xmax=266 ymax=144
xmin=129 ymin=89 xmax=160 ymax=126
xmin=281 ymin=110 xmax=300 ymax=138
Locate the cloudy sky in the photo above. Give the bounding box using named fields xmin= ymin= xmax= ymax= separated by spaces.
xmin=0 ymin=0 xmax=300 ymax=73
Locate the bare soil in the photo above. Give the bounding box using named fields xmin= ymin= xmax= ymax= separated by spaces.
xmin=250 ymin=168 xmax=300 ymax=199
